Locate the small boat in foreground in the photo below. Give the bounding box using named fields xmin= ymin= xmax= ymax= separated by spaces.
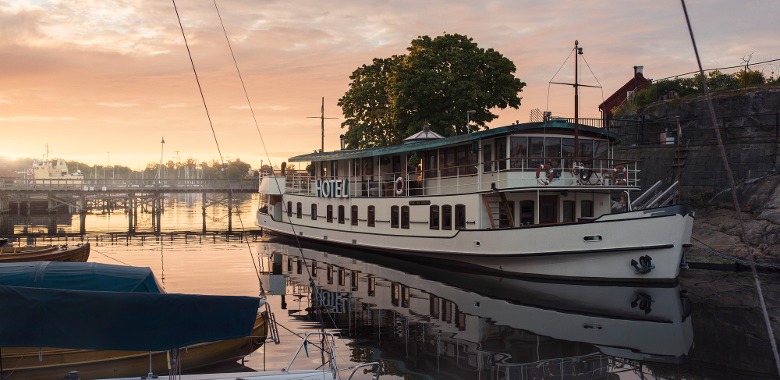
xmin=0 ymin=262 xmax=266 ymax=380
xmin=0 ymin=242 xmax=90 ymax=263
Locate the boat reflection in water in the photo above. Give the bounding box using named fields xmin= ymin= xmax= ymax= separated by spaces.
xmin=263 ymin=237 xmax=693 ymax=379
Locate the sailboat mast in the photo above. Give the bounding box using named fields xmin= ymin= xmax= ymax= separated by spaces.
xmin=574 ymin=40 xmax=580 ymax=159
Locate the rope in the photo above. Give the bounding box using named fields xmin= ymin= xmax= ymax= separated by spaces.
xmin=546 ymin=48 xmax=575 ymax=113
xmin=210 ymin=0 xmax=333 ymax=342
xmin=579 ymin=54 xmax=605 ymax=109
xmin=91 ymin=247 xmax=132 ymax=266
xmin=170 ymin=0 xmax=266 ymax=297
xmin=690 ymin=240 xmax=780 ymax=270
xmin=681 ymin=0 xmax=780 ymax=374
xmin=1 ymin=350 xmax=27 ymax=378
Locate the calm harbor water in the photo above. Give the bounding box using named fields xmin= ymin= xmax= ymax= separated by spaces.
xmin=1 ymin=194 xmax=777 ymax=380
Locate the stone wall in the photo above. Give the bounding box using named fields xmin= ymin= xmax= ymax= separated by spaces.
xmin=612 ymin=88 xmax=780 ymax=203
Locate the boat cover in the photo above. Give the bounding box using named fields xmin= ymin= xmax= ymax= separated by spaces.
xmin=0 ymin=286 xmax=261 ymax=351
xmin=0 ymin=261 xmax=163 ymax=293
xmin=0 ymin=262 xmax=263 ymax=351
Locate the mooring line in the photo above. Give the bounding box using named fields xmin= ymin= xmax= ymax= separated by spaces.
xmin=680 ymin=0 xmax=780 ymax=373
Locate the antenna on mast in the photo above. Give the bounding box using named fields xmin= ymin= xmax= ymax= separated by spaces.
xmin=306 ymin=97 xmax=337 ymax=152
xmin=549 ymin=40 xmax=601 ymax=160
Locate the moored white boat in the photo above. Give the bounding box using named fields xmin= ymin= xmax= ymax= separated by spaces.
xmin=256 ymin=120 xmax=694 ymax=283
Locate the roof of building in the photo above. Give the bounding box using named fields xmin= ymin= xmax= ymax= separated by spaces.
xmin=289 ymin=121 xmax=621 ymax=162
xmin=598 ymin=73 xmax=651 ymax=112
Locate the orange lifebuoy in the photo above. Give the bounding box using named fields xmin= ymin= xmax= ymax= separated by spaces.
xmin=536 ymin=164 xmax=554 ymax=185
xmin=613 ymin=165 xmax=628 ymax=185
xmin=394 ymin=177 xmax=405 ymax=195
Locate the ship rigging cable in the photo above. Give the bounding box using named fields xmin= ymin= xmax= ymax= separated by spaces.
xmin=680 ymin=0 xmax=780 ymax=374
xmin=169 ymin=0 xmax=267 ymax=300
xmin=210 ymin=0 xmax=339 ymax=365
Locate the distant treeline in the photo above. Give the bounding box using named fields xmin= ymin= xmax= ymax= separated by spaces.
xmin=0 ymin=156 xmax=285 ymax=180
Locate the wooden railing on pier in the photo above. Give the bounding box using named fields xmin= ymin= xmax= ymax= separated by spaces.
xmin=0 ymin=179 xmax=259 ymax=193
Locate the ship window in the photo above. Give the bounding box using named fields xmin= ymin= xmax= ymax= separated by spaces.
xmin=287 ymin=201 xmax=292 ymax=218
xmin=510 ymin=136 xmax=527 ymax=169
xmin=494 ymin=138 xmax=506 ymax=170
xmin=483 ymin=143 xmax=493 ymax=172
xmin=430 ymin=205 xmax=440 ymax=230
xmin=562 ymin=138 xmax=575 ymax=170
xmin=442 ymin=205 xmax=452 ymax=230
xmin=327 ymin=205 xmax=333 ymax=223
xmin=529 ymin=137 xmax=544 ymax=168
xmin=391 ymin=283 xmax=400 ymax=307
xmin=594 ymin=140 xmax=608 ymax=167
xmin=539 ymin=196 xmax=557 ymax=224
xmin=353 ymin=158 xmax=362 ymax=176
xmin=311 ymin=262 xmax=317 ymax=277
xmin=368 ymin=276 xmax=376 ymax=296
xmin=391 ymin=206 xmax=399 ymax=228
xmin=402 ymin=286 xmax=410 ymax=308
xmin=287 ymin=258 xmax=292 ymax=272
xmin=581 ymin=200 xmax=594 ymax=218
xmin=563 ymin=200 xmax=574 ymax=223
xmin=296 ymin=202 xmax=302 ymax=219
xmin=332 ymin=160 xmax=339 ymax=178
xmin=351 ymin=205 xmax=358 ymax=226
xmin=296 ymin=258 xmax=302 ymax=274
xmin=430 ymin=295 xmax=440 ymax=319
xmin=327 ymin=265 xmax=333 ymax=285
xmin=368 ymin=206 xmax=375 ymax=227
xmin=425 ymin=150 xmax=438 ymax=177
xmin=401 ymin=206 xmax=410 ymax=229
xmin=311 ymin=204 xmax=317 ymax=220
xmin=520 ymin=201 xmax=534 ymax=225
xmin=320 ymin=162 xmax=326 ymax=177
xmin=499 ymin=201 xmax=514 ymax=228
xmin=546 ymin=137 xmax=561 ymax=171
xmin=441 ymin=148 xmax=456 ymax=176
xmin=392 ymin=155 xmax=401 ymax=174
xmin=338 ymin=205 xmax=345 ymax=224
xmin=351 ymin=270 xmax=359 ymax=291
xmin=457 ymin=146 xmax=466 ymax=175
xmin=455 ymin=204 xmax=466 ymax=230
xmin=362 ymin=157 xmax=373 ymax=176
xmin=338 ymin=268 xmax=346 ymax=286
xmin=468 ymin=145 xmax=478 ymax=174
xmin=580 ymin=139 xmax=594 ymax=165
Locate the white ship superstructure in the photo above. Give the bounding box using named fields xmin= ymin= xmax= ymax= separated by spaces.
xmin=256 ymin=120 xmax=694 ymax=282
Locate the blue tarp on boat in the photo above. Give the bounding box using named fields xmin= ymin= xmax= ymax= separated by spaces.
xmin=0 ymin=261 xmax=163 ymax=293
xmin=0 ymin=263 xmax=261 ymax=351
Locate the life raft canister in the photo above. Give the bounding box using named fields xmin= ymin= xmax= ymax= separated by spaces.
xmin=613 ymin=165 xmax=628 ymax=185
xmin=394 ymin=177 xmax=405 ymax=195
xmin=536 ymin=164 xmax=554 ymax=185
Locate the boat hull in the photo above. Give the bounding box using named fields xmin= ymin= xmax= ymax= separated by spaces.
xmin=257 ymin=205 xmax=693 ymax=283
xmin=0 ymin=243 xmax=90 ymax=263
xmin=0 ymin=313 xmax=268 ymax=380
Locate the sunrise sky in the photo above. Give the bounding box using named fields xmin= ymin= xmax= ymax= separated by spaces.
xmin=1 ymin=0 xmax=778 ymax=169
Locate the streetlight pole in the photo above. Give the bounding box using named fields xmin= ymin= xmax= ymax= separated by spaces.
xmin=466 ymin=110 xmax=476 ymax=134
xmin=158 ymin=137 xmax=165 ymax=181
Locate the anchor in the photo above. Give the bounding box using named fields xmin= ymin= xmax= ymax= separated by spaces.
xmin=631 ymin=255 xmax=655 ymax=274
xmin=630 ymin=293 xmax=654 ymax=314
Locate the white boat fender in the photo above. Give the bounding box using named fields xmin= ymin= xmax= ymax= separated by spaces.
xmin=394 ymin=177 xmax=404 ymax=195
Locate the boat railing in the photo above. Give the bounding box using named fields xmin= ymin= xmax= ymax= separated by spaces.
xmin=283 ymin=332 xmax=339 ymax=377
xmin=281 ymin=157 xmax=639 ymax=197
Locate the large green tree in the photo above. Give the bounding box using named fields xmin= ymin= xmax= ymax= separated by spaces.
xmin=338 ymin=33 xmax=526 ymax=149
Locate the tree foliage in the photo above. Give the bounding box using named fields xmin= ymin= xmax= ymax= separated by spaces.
xmin=338 ymin=33 xmax=526 ymax=149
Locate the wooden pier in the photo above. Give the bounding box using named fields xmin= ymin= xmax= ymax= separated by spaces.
xmin=0 ymin=179 xmax=259 ymax=233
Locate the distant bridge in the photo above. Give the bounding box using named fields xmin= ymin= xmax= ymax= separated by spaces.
xmin=0 ymin=178 xmax=258 ymax=194
xmin=0 ymin=179 xmax=260 ymax=233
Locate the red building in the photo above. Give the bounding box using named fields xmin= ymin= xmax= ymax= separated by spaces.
xmin=598 ymin=66 xmax=651 ymax=120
